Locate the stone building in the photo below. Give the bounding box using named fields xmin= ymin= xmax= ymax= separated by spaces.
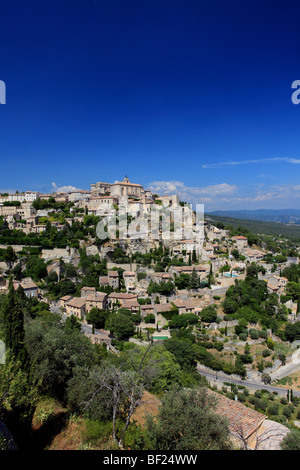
xmin=110 ymin=176 xmax=145 ymax=198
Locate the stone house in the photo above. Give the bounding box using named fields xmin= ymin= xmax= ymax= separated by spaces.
xmin=140 ymin=304 xmax=155 ymax=318
xmin=241 ymin=248 xmax=265 ymax=262
xmin=99 ymin=271 xmax=119 ymax=289
xmin=169 ymin=264 xmax=208 ymax=279
xmin=110 ymin=176 xmax=145 ymax=198
xmin=108 ymin=270 xmax=119 ymax=289
xmin=267 ymin=276 xmax=288 ymax=295
xmin=232 ymin=235 xmax=248 ymax=249
xmin=81 ymin=286 xmax=96 ymax=298
xmin=85 ymin=292 xmax=108 ymax=313
xmin=65 ymin=297 xmax=87 ymax=319
xmin=121 ymin=299 xmax=141 ymax=313
xmin=85 ymin=330 xmax=112 ymax=348
xmin=123 ymin=271 xmax=136 ymax=291
xmin=13 ymin=279 xmax=38 ymax=298
xmin=171 ymin=297 xmax=202 ymax=314
xmin=108 ymin=292 xmax=138 ymax=308
xmin=60 ymin=295 xmax=74 ymax=310
xmin=149 ymin=272 xmax=174 ymax=283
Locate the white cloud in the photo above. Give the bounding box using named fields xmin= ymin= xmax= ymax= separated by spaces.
xmin=252 ymin=185 xmax=300 ymax=203
xmin=51 ymin=182 xmax=81 ymax=193
xmin=147 ymin=180 xmax=300 ymax=210
xmin=202 ymin=157 xmax=300 ymax=169
xmin=147 ymin=180 xmax=237 ymax=204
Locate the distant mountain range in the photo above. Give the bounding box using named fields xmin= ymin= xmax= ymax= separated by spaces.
xmin=206 ymin=209 xmax=300 ymax=225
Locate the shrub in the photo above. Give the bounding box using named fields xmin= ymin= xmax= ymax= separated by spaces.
xmin=256 ymin=399 xmax=268 ymax=412
xmin=237 ymin=393 xmax=246 ymax=403
xmin=137 ymin=272 xmax=147 ymax=281
xmin=248 ymin=396 xmax=256 ymax=405
xmin=249 ymin=329 xmax=259 ymax=340
xmin=268 ymin=403 xmax=279 ymax=416
xmin=144 ymin=314 xmax=155 ymax=324
xmin=262 ymin=349 xmax=271 ymax=357
xmin=283 ymin=406 xmax=293 ymax=419
xmin=239 ymin=332 xmax=248 ymax=341
xmin=258 ymin=330 xmax=268 ymax=339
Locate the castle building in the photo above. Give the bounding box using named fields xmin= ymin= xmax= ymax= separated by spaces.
xmin=110 ymin=176 xmax=145 ymax=198
xmin=91 ymin=176 xmax=145 ymax=199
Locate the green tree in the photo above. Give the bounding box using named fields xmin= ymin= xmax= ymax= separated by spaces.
xmin=281 ymin=430 xmax=300 ymax=450
xmin=1 ymin=280 xmax=29 ymax=369
xmin=67 ymin=361 xmax=144 ymax=446
xmin=146 ymin=386 xmax=232 ymax=450
xmin=285 ymin=322 xmax=300 ymax=342
xmin=189 ymin=267 xmax=201 ymax=289
xmin=105 ymin=313 xmax=135 ymax=341
xmin=164 ymin=337 xmax=197 ymax=371
xmin=231 ymin=249 xmax=240 ymax=260
xmin=65 ymin=314 xmax=82 ymax=332
xmin=234 ymin=354 xmax=247 ymax=378
xmin=24 ymin=315 xmax=94 ymax=400
xmin=286 ymin=282 xmax=300 ymax=301
xmin=207 ymin=264 xmax=213 ymax=287
xmin=4 ymin=246 xmax=17 ymax=263
xmin=86 ymin=307 xmax=108 ymax=330
xmin=0 ymin=357 xmax=39 ymax=420
xmin=200 ymin=305 xmax=218 ymax=324
xmin=24 ymin=255 xmax=47 ymax=281
xmin=121 ymin=343 xmax=181 ymax=394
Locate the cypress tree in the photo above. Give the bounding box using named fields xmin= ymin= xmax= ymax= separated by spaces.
xmin=208 ymin=264 xmax=213 ymax=288
xmin=2 ymin=279 xmax=29 ymax=369
xmin=189 ymin=267 xmax=201 ymax=290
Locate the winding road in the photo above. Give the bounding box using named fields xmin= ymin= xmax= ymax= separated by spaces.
xmin=197 ymin=365 xmax=300 ymax=397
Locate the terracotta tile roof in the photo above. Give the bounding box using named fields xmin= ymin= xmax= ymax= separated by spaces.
xmin=14 ymin=280 xmax=38 ymax=290
xmin=154 ymin=303 xmax=173 ymax=313
xmin=122 ymin=299 xmax=140 ymax=308
xmin=171 ymin=265 xmax=207 ymax=272
xmin=108 ymin=270 xmax=119 ymax=277
xmin=112 ymin=182 xmax=143 ymax=187
xmin=140 ymin=304 xmax=154 ymax=310
xmin=66 ymin=297 xmax=86 ymax=308
xmin=60 ymin=295 xmax=74 ymax=301
xmin=171 ymin=298 xmax=201 ymax=309
xmin=108 ymin=293 xmax=138 ymax=299
xmin=85 ymin=292 xmax=107 ymax=301
xmin=153 ymin=272 xmax=172 ymax=278
xmin=209 ymin=390 xmax=267 ymax=440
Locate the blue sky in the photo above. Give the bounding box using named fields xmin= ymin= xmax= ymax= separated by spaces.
xmin=1 ymin=0 xmax=300 ymax=210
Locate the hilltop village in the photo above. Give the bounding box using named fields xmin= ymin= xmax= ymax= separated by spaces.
xmin=1 ymin=176 xmax=300 ymax=450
